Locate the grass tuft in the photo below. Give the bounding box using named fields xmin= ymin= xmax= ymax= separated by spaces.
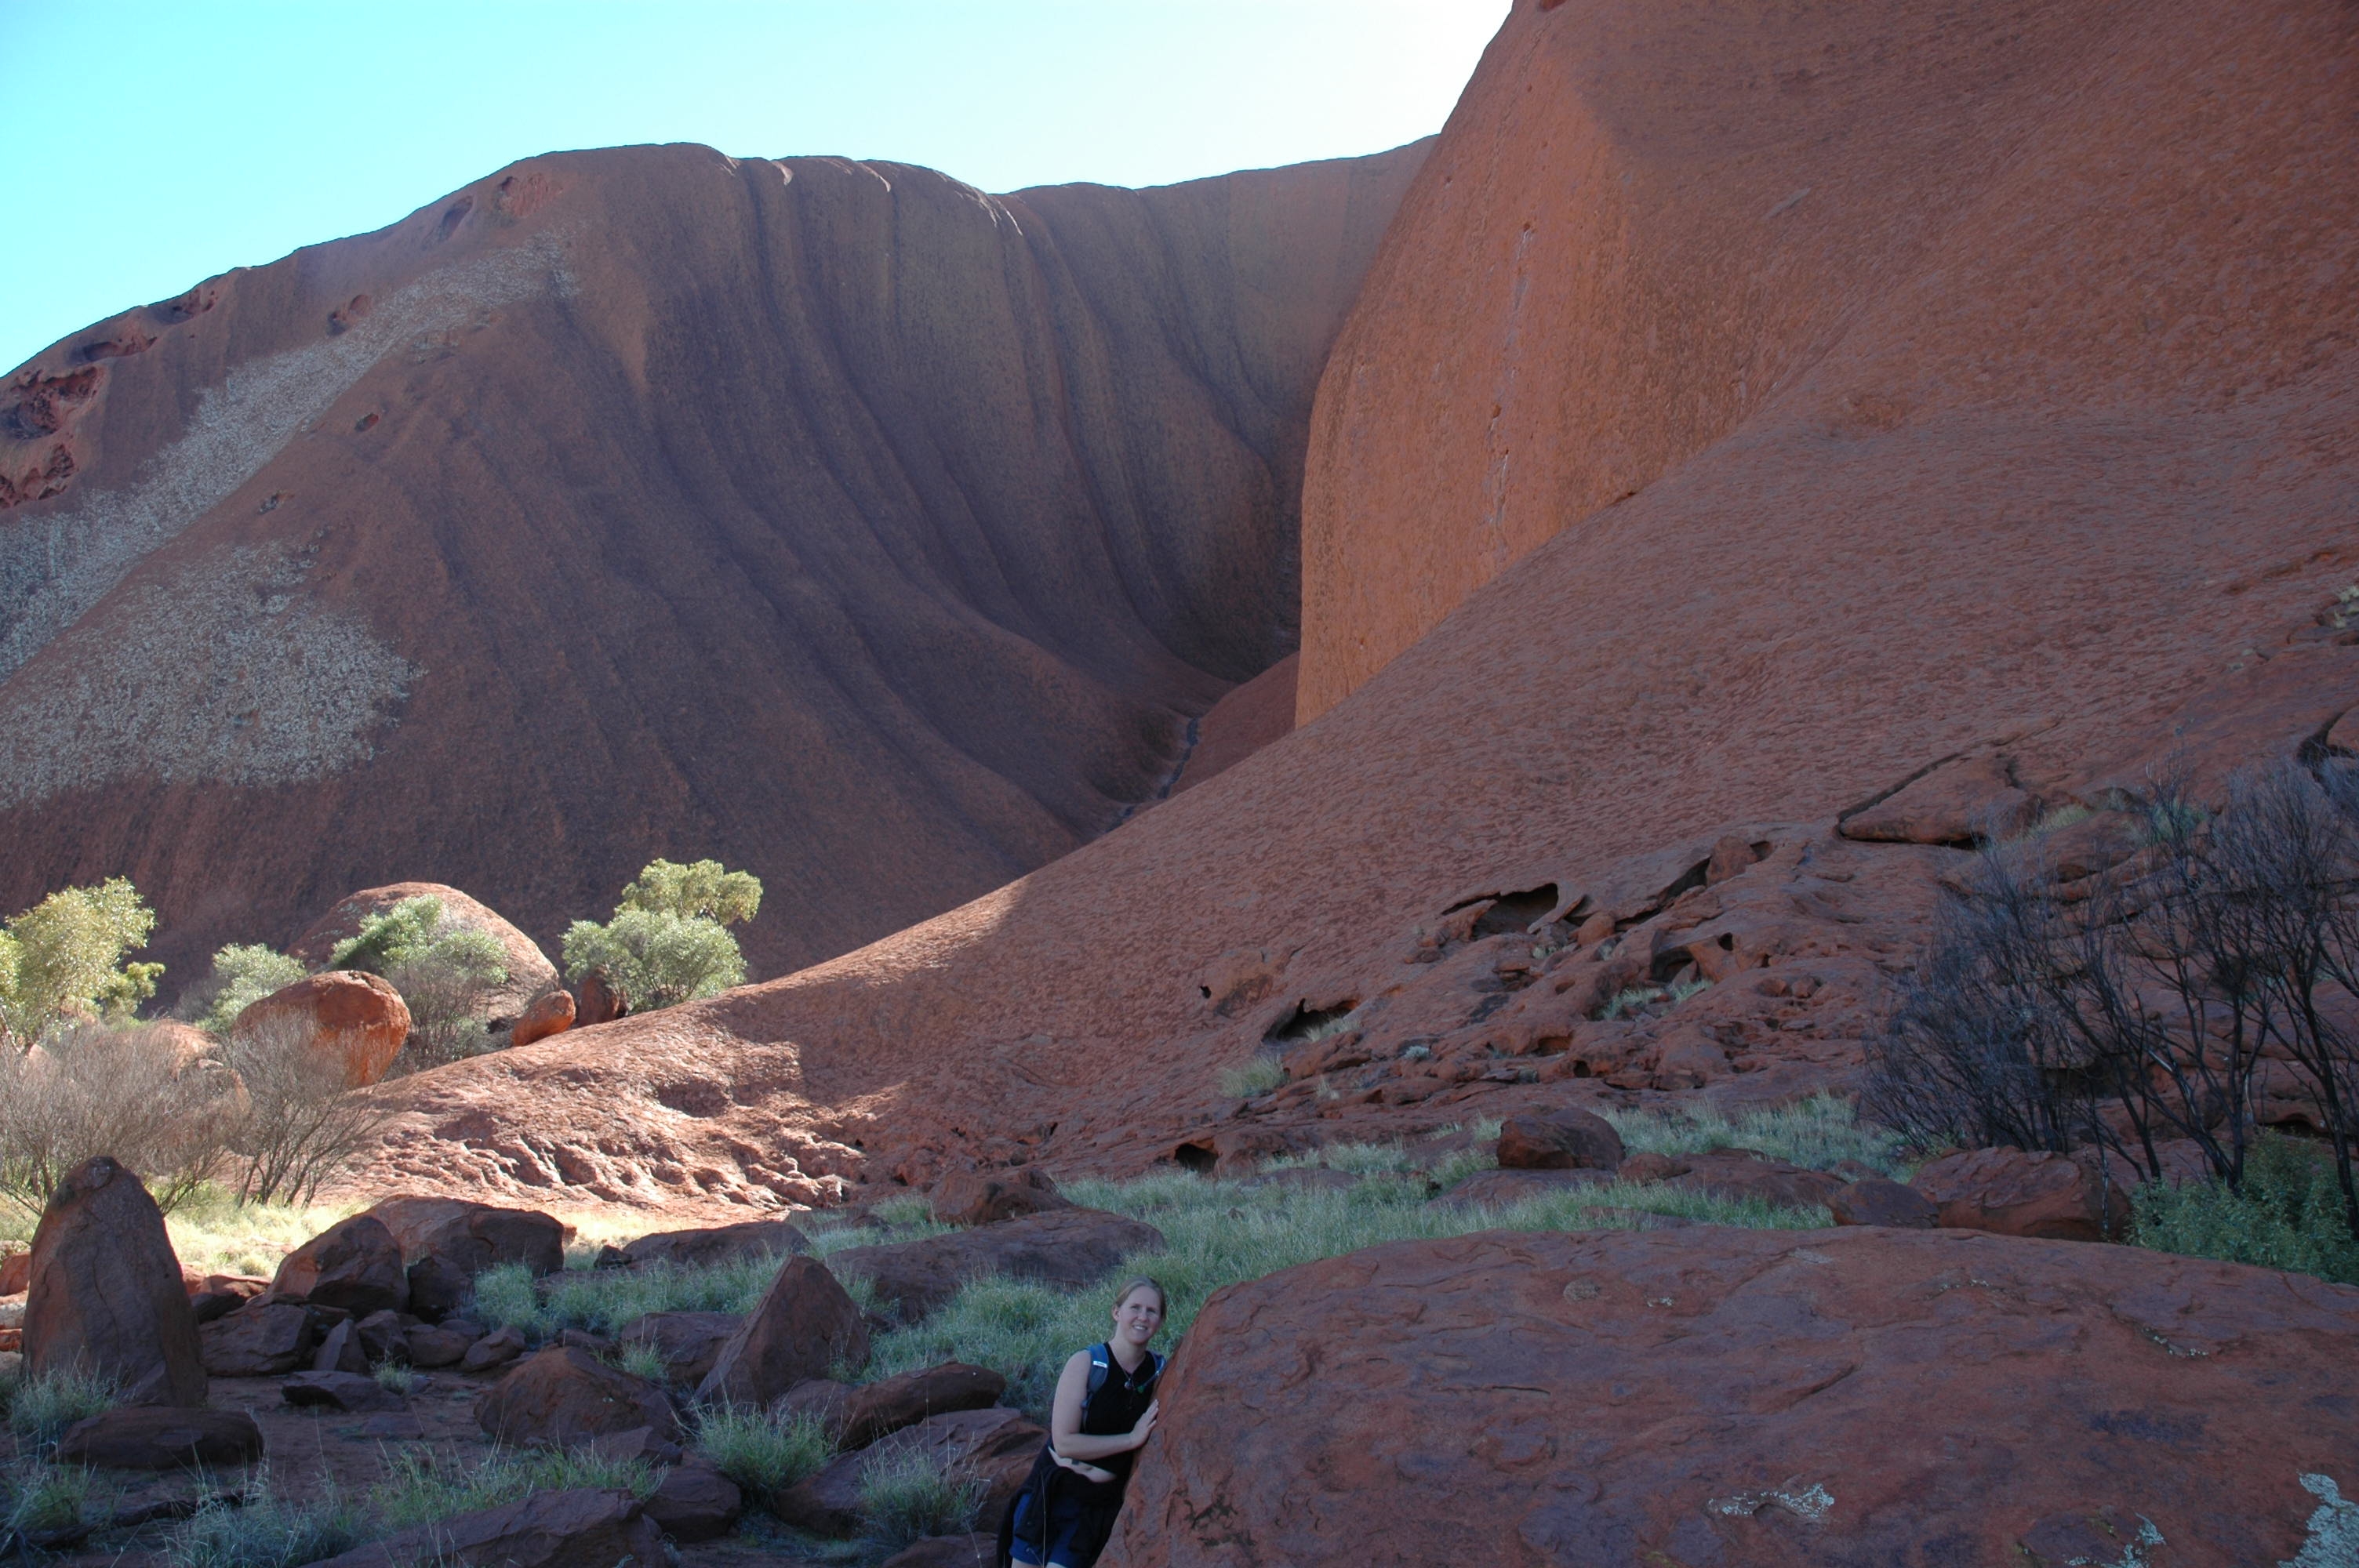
xmin=170 ymin=1471 xmax=362 ymax=1568
xmin=369 ymin=1447 xmax=656 ymax=1531
xmin=1217 ymin=1057 xmax=1288 ymax=1100
xmin=469 ymin=1252 xmax=785 ymax=1339
xmin=856 ymin=1448 xmax=983 ymax=1552
xmin=693 ymin=1405 xmax=834 ymax=1501
xmin=2 ymin=1461 xmax=91 ymax=1536
xmin=5 ymin=1367 xmax=117 ymax=1446
xmin=371 ymin=1360 xmax=415 ymax=1394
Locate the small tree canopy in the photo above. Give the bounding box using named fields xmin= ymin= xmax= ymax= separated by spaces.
xmin=0 ymin=878 xmax=162 ymax=1046
xmin=194 ymin=944 xmax=307 ymax=1039
xmin=330 ymin=897 xmax=507 ymax=985
xmin=618 ymin=859 xmax=763 ymax=927
xmin=562 ymin=908 xmax=747 ymax=1011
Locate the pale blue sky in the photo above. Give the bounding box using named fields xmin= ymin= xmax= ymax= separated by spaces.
xmin=0 ymin=2 xmax=1509 ymax=372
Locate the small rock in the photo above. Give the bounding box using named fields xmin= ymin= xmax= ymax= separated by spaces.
xmin=582 ymin=1424 xmax=683 ymax=1466
xmin=1829 ymin=1178 xmax=1939 ymax=1229
xmin=644 ymin=1461 xmax=741 ymax=1543
xmin=478 ymin=1346 xmax=681 ymax=1447
xmin=190 ymin=1290 xmax=247 ymax=1327
xmin=575 ymin=969 xmax=630 ymax=1026
xmin=200 ymin=1301 xmax=314 ymax=1378
xmin=284 ymin=1369 xmax=403 ymax=1412
xmin=0 ymin=1251 xmax=28 ymax=1295
xmin=273 ymin=1214 xmax=409 ymax=1316
xmin=557 ymin=1327 xmax=614 ymax=1356
xmin=56 ymin=1406 xmax=262 ymax=1469
xmin=1669 ymin=1150 xmax=1845 ymax=1210
xmin=459 ymin=1324 xmax=527 ymax=1374
xmin=510 ymin=989 xmax=576 ymax=1049
xmin=354 ymin=1412 xmax=427 ymax=1441
xmin=1911 ymin=1146 xmax=2131 ymax=1241
xmin=1496 ymin=1109 xmax=1626 ymax=1171
xmin=694 ymin=1257 xmax=868 ymax=1407
xmin=603 ymin=1219 xmax=809 ymax=1271
xmin=776 ymin=1407 xmax=1043 ymax=1536
xmin=929 ymin=1167 xmax=1070 ymax=1227
xmin=24 ymin=1156 xmax=207 ymax=1406
xmin=1434 ymin=1168 xmax=1616 ymax=1209
xmin=363 ymin=1196 xmax=565 ymax=1321
xmin=779 ymin=1377 xmax=854 ymax=1428
xmin=314 ymin=1319 xmax=369 ymax=1374
xmin=835 ymin=1362 xmax=1007 ymax=1451
xmin=233 ymin=971 xmax=411 ymax=1087
xmin=356 ymin=1308 xmax=418 ymax=1363
xmin=404 ymin=1323 xmax=475 ymax=1368
xmin=1618 ymin=1151 xmax=1690 ymax=1182
xmin=305 ymin=1486 xmax=663 ymax=1568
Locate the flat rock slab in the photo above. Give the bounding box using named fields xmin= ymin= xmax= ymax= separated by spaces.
xmin=1107 ymin=1226 xmax=2359 ymax=1566
xmin=828 ymin=1208 xmax=1166 ymax=1321
xmin=310 ymin=1486 xmax=663 ymax=1568
xmin=1432 ymin=1167 xmax=1613 ymax=1209
xmin=55 ymin=1406 xmax=263 ymax=1469
xmin=605 ymin=1219 xmax=809 ymax=1270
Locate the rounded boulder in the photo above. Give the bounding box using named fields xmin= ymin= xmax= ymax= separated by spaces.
xmin=233 ymin=971 xmax=410 ymax=1087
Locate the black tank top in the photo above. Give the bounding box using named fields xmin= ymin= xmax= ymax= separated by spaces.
xmin=1076 ymin=1341 xmax=1161 ymax=1483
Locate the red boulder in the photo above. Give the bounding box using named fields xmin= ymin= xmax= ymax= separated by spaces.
xmin=1496 ymin=1109 xmax=1626 ymax=1171
xmin=929 ymin=1167 xmax=1070 ymax=1227
xmin=23 ymin=1156 xmax=205 ymax=1406
xmin=233 ymin=971 xmax=410 ymax=1087
xmin=695 ymin=1256 xmax=867 ymax=1408
xmin=511 ymin=989 xmax=576 ymax=1049
xmin=1910 ymin=1146 xmax=2131 ymax=1242
xmin=272 ymin=1214 xmax=409 ymax=1316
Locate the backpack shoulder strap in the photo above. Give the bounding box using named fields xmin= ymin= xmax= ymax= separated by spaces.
xmin=1085 ymin=1343 xmax=1111 ymax=1398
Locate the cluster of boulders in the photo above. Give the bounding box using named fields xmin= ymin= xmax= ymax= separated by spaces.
xmin=0 ymin=1153 xmax=1158 ymax=1565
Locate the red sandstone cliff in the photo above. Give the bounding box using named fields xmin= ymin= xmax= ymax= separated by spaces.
xmin=0 ymin=141 xmax=1420 ymax=982
xmin=334 ymin=0 xmax=2359 ymax=1211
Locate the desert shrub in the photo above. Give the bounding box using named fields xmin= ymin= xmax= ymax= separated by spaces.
xmin=330 ymin=897 xmax=508 ymax=1073
xmin=611 ymin=1341 xmax=668 ymax=1384
xmin=184 ymin=945 xmax=305 ymax=1040
xmin=2134 ymin=1132 xmax=2359 ymax=1284
xmin=1867 ymin=761 xmax=2359 ymax=1243
xmin=2 ymin=1461 xmax=90 ymax=1537
xmin=6 ymin=1367 xmax=117 ymax=1446
xmin=617 ymin=858 xmax=762 ymax=926
xmin=171 ymin=1472 xmax=362 ymax=1568
xmin=219 ymin=1011 xmax=394 ymax=1206
xmin=0 ymin=1022 xmax=232 ymax=1218
xmin=372 ymin=1360 xmax=416 ymax=1394
xmin=562 ymin=859 xmax=760 ymax=1014
xmin=693 ymin=1405 xmax=834 ymax=1500
xmin=1217 ymin=1057 xmax=1286 ymax=1099
xmin=370 ymin=1446 xmax=655 ymax=1530
xmin=0 ymin=879 xmax=162 ymax=1049
xmin=858 ymin=1448 xmax=983 ymax=1551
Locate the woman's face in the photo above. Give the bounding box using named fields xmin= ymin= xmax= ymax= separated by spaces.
xmin=1112 ymin=1287 xmax=1165 ymax=1346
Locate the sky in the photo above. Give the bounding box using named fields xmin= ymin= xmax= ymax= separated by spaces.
xmin=0 ymin=2 xmax=1510 ymax=372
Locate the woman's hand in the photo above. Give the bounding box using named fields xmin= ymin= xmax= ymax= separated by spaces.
xmin=1126 ymin=1399 xmax=1160 ymax=1449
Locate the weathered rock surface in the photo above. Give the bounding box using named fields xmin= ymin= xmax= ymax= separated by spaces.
xmin=829 ymin=1208 xmax=1166 ymax=1322
xmin=1432 ymin=1167 xmax=1613 ymax=1210
xmin=23 ymin=1156 xmax=205 ymax=1406
xmin=615 ymin=1310 xmax=740 ymax=1389
xmin=1912 ymin=1146 xmax=2132 ymax=1242
xmin=509 ymin=988 xmax=575 ymax=1049
xmin=402 ymin=1322 xmax=475 ymax=1368
xmin=283 ymin=1368 xmax=402 ymax=1412
xmin=776 ymin=1406 xmax=1043 ymax=1537
xmin=364 ymin=1196 xmax=564 ymax=1319
xmin=291 ymin=882 xmax=560 ymax=1028
xmin=307 ymin=1487 xmax=664 ymax=1568
xmin=880 ymin=1537 xmax=998 ymax=1568
xmin=54 ymin=1406 xmax=262 ymax=1470
xmin=198 ymin=1301 xmax=314 ymax=1377
xmin=929 ymin=1167 xmax=1070 ymax=1227
xmin=312 ymin=1318 xmax=369 ymax=1374
xmin=644 ymin=1461 xmax=742 ymax=1543
xmin=694 ymin=1256 xmax=867 ymax=1407
xmin=458 ymin=1324 xmax=528 ymax=1374
xmin=478 ymin=1346 xmax=680 ymax=1447
xmin=834 ymin=1362 xmax=1008 ymax=1452
xmin=271 ymin=1214 xmax=408 ymax=1316
xmin=1106 ymin=1227 xmax=2359 ymax=1566
xmin=1496 ymin=1109 xmax=1624 ymax=1171
xmin=603 ymin=1219 xmax=807 ymax=1271
xmin=0 ymin=139 xmax=1428 ymax=1010
xmin=233 ymin=971 xmax=410 ymax=1086
xmin=1828 ymin=1178 xmax=1939 ymax=1229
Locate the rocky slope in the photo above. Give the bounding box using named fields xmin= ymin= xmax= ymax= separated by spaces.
xmin=334 ymin=0 xmax=2359 ymax=1213
xmin=0 ymin=140 xmax=1424 ymax=982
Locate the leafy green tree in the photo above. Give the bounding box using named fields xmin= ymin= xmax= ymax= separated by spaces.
xmin=329 ymin=897 xmax=508 ymax=1071
xmin=0 ymin=878 xmax=162 ymax=1047
xmin=618 ymin=858 xmax=763 ymax=927
xmin=562 ymin=859 xmax=762 ymax=1013
xmin=191 ymin=944 xmax=306 ymax=1039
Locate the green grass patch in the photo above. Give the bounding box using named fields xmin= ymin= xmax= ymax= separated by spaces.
xmin=2133 ymin=1133 xmax=2359 ymax=1285
xmin=1599 ymin=1094 xmax=1910 ymax=1178
xmin=856 ymin=1448 xmax=983 ymax=1552
xmin=693 ymin=1405 xmax=834 ymax=1501
xmin=5 ymin=1367 xmax=117 ymax=1446
xmin=468 ymin=1253 xmax=783 ymax=1339
xmin=169 ymin=1472 xmax=362 ymax=1568
xmin=2 ymin=1460 xmax=92 ymax=1537
xmin=369 ymin=1446 xmax=656 ymax=1531
xmin=1217 ymin=1058 xmax=1288 ymax=1100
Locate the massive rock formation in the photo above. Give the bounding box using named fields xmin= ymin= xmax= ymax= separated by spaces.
xmin=0 ymin=140 xmax=1422 ymax=981
xmin=333 ymin=0 xmax=2359 ymax=1211
xmin=1107 ymin=1227 xmax=2359 ymax=1565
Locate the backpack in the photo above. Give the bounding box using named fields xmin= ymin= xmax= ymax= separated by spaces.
xmin=1085 ymin=1342 xmax=1165 ymax=1399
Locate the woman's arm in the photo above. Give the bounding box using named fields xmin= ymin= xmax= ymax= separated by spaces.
xmin=1048 ymin=1352 xmax=1161 ymax=1462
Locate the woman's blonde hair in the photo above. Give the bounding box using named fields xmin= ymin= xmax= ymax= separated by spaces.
xmin=1111 ymin=1276 xmax=1167 ymax=1312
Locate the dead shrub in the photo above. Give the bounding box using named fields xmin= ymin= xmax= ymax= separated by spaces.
xmin=218 ymin=1012 xmax=394 ymax=1206
xmin=0 ymin=1022 xmax=232 ymax=1218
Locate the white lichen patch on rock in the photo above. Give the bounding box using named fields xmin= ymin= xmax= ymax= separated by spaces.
xmin=1706 ymin=1482 xmax=1834 ymax=1523
xmin=2282 ymin=1474 xmax=2359 ymax=1568
xmin=0 ymin=542 xmax=416 ymax=807
xmin=0 ymin=235 xmax=569 ymax=682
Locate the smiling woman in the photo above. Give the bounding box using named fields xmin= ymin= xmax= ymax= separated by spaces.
xmin=0 ymin=0 xmax=1507 ymax=374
